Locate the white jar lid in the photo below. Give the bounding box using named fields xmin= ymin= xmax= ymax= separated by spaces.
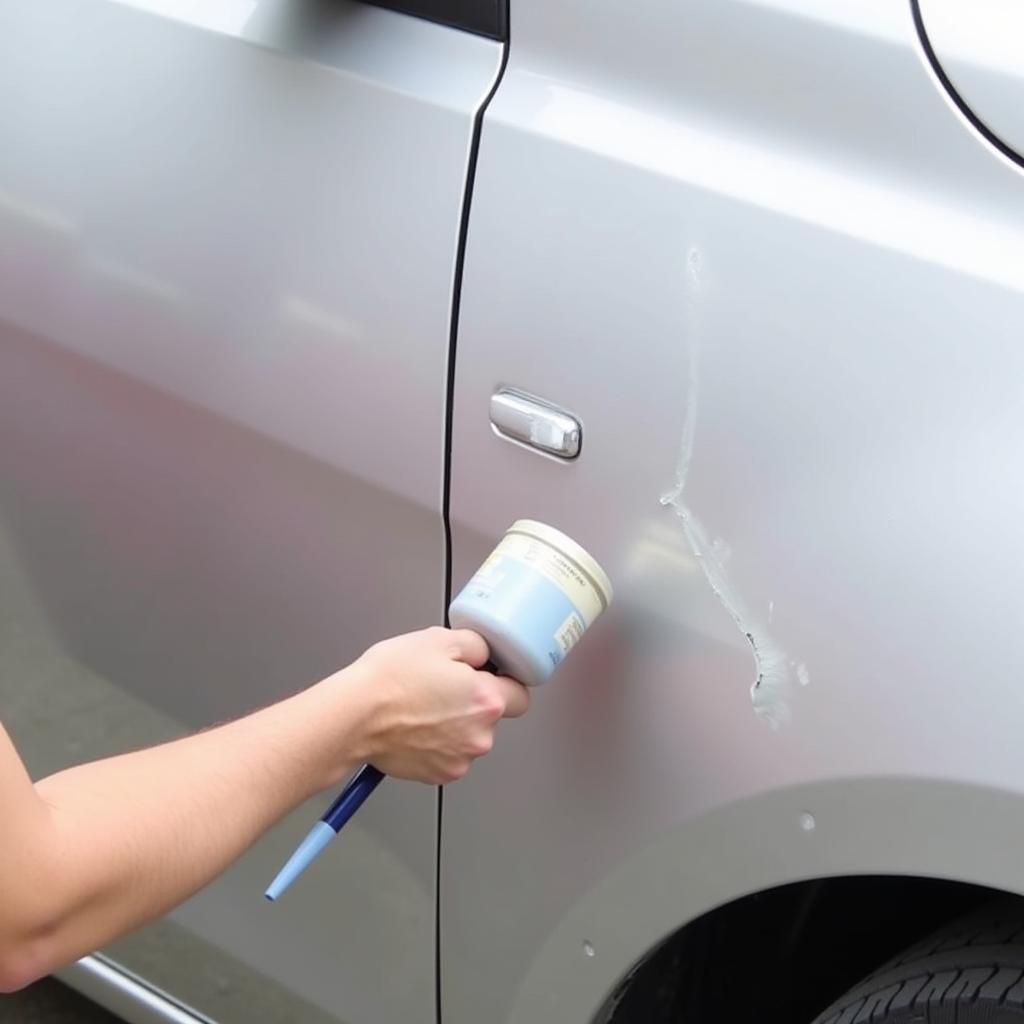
xmin=507 ymin=519 xmax=613 ymax=609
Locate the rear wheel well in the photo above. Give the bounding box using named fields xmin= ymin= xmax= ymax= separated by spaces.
xmin=600 ymin=876 xmax=1013 ymax=1022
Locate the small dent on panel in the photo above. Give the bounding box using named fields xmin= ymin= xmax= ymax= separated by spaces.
xmin=84 ymin=253 xmax=189 ymax=307
xmin=281 ymin=293 xmax=360 ymax=342
xmin=660 ymin=246 xmax=808 ymax=728
xmin=0 ymin=187 xmax=77 ymax=235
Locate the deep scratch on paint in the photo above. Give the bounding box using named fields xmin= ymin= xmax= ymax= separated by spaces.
xmin=660 ymin=246 xmax=806 ymax=727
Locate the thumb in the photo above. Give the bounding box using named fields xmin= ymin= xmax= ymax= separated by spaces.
xmin=445 ymin=629 xmax=491 ymax=669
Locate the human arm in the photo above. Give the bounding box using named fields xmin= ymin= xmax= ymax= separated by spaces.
xmin=0 ymin=627 xmax=526 ymax=990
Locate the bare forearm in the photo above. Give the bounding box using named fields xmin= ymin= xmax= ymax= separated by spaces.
xmin=11 ymin=671 xmax=367 ymax=983
xmin=0 ymin=626 xmax=526 ymax=991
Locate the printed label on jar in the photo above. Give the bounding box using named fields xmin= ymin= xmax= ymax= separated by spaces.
xmin=554 ymin=611 xmax=586 ymax=656
xmin=466 ymin=552 xmax=507 ymax=598
xmin=491 ymin=532 xmax=605 ymax=626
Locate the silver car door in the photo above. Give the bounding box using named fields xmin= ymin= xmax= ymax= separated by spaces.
xmin=444 ymin=0 xmax=1024 ymax=1021
xmin=0 ymin=2 xmax=502 ymax=1022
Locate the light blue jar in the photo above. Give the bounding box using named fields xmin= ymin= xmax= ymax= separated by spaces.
xmin=449 ymin=520 xmax=613 ymax=686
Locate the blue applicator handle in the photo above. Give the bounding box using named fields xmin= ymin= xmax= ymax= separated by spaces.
xmin=264 ymin=764 xmax=385 ymax=901
xmin=264 ymin=660 xmax=501 ymax=902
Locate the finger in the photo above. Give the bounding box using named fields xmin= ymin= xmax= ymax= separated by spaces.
xmin=492 ymin=675 xmax=530 ymax=719
xmin=445 ymin=629 xmax=491 ymax=668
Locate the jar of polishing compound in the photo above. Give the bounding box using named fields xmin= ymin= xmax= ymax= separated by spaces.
xmin=448 ymin=520 xmax=613 ymax=686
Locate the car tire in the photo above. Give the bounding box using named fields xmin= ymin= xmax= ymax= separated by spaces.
xmin=810 ymin=900 xmax=1024 ymax=1023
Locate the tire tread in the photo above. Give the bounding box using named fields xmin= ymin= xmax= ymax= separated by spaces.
xmin=811 ymin=901 xmax=1024 ymax=1023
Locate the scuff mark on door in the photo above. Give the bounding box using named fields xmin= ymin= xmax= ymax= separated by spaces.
xmin=660 ymin=246 xmax=806 ymax=727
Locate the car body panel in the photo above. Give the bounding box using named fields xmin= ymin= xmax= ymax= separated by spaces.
xmin=443 ymin=0 xmax=1024 ymax=1021
xmin=0 ymin=2 xmax=500 ymax=1021
xmin=917 ymin=0 xmax=1024 ymax=163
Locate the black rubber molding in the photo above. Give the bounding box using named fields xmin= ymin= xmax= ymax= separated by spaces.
xmin=911 ymin=0 xmax=1024 ymax=171
xmin=362 ymin=0 xmax=506 ymax=40
xmin=435 ymin=14 xmax=511 ymax=1023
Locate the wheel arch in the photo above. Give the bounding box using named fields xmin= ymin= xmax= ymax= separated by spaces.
xmin=500 ymin=775 xmax=1024 ymax=1024
xmin=597 ymin=875 xmax=1005 ymax=1022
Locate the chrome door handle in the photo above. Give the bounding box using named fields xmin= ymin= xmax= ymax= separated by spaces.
xmin=489 ymin=389 xmax=581 ymax=459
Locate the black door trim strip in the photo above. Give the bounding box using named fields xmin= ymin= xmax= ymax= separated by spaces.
xmin=911 ymin=0 xmax=1024 ymax=171
xmin=435 ymin=10 xmax=511 ymax=1024
xmin=362 ymin=0 xmax=507 ymax=41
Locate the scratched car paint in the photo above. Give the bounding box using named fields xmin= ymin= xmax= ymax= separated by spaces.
xmin=1 ymin=1 xmax=1023 ymax=1022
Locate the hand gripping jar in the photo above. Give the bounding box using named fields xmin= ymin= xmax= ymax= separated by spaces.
xmin=448 ymin=520 xmax=613 ymax=686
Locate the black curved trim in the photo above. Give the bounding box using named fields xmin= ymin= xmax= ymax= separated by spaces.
xmin=435 ymin=25 xmax=511 ymax=1024
xmin=911 ymin=0 xmax=1024 ymax=171
xmin=362 ymin=0 xmax=506 ymax=40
